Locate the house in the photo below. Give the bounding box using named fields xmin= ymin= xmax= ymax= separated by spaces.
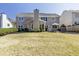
xmin=8 ymin=18 xmax=16 ymax=28
xmin=60 ymin=10 xmax=79 ymax=31
xmin=0 ymin=13 xmax=14 ymax=28
xmin=16 ymin=9 xmax=60 ymax=32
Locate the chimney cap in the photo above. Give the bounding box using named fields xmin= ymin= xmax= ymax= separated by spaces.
xmin=34 ymin=8 xmax=39 ymax=11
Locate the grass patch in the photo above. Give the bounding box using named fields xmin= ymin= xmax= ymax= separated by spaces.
xmin=0 ymin=28 xmax=18 ymax=36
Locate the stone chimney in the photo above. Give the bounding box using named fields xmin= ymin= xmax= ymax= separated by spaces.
xmin=33 ymin=9 xmax=39 ymax=31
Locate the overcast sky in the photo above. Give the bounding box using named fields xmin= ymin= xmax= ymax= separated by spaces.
xmin=0 ymin=3 xmax=79 ymax=19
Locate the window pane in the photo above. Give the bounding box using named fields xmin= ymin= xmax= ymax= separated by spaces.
xmin=41 ymin=17 xmax=47 ymax=21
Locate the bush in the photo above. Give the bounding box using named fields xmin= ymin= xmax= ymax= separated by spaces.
xmin=0 ymin=28 xmax=18 ymax=36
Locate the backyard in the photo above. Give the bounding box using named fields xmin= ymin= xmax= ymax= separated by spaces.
xmin=0 ymin=32 xmax=79 ymax=56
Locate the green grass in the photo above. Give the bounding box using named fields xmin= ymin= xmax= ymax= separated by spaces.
xmin=0 ymin=32 xmax=79 ymax=56
xmin=0 ymin=28 xmax=18 ymax=36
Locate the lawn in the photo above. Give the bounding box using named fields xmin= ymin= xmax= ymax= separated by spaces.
xmin=0 ymin=32 xmax=79 ymax=56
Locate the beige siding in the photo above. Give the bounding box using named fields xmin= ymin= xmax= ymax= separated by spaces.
xmin=60 ymin=11 xmax=73 ymax=26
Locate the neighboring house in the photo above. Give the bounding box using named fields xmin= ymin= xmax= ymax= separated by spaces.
xmin=0 ymin=13 xmax=14 ymax=28
xmin=60 ymin=10 xmax=79 ymax=31
xmin=60 ymin=10 xmax=79 ymax=26
xmin=16 ymin=9 xmax=60 ymax=32
xmin=8 ymin=18 xmax=16 ymax=28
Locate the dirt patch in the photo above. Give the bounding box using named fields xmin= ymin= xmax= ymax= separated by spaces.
xmin=0 ymin=35 xmax=19 ymax=48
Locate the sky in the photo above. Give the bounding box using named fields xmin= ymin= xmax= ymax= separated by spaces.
xmin=1 ymin=3 xmax=79 ymax=19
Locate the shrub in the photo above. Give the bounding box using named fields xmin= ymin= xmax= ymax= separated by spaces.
xmin=0 ymin=28 xmax=18 ymax=36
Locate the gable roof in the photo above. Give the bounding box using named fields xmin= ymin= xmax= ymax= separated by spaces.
xmin=16 ymin=13 xmax=59 ymax=17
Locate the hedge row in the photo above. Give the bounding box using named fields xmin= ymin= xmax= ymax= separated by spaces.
xmin=0 ymin=28 xmax=18 ymax=36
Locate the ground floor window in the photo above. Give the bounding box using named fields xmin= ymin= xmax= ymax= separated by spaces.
xmin=39 ymin=24 xmax=44 ymax=31
xmin=52 ymin=25 xmax=57 ymax=28
xmin=45 ymin=26 xmax=48 ymax=31
xmin=52 ymin=25 xmax=59 ymax=32
xmin=18 ymin=28 xmax=29 ymax=32
xmin=32 ymin=24 xmax=33 ymax=29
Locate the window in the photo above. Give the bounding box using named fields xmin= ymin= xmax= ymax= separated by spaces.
xmin=42 ymin=24 xmax=44 ymax=29
xmin=32 ymin=24 xmax=33 ymax=29
xmin=19 ymin=17 xmax=21 ymax=20
xmin=22 ymin=17 xmax=23 ymax=20
xmin=18 ymin=25 xmax=23 ymax=28
xmin=19 ymin=17 xmax=24 ymax=21
xmin=19 ymin=26 xmax=20 ymax=28
xmin=39 ymin=24 xmax=44 ymax=31
xmin=45 ymin=26 xmax=48 ymax=31
xmin=41 ymin=17 xmax=47 ymax=21
xmin=7 ymin=24 xmax=10 ymax=26
xmin=74 ymin=22 xmax=79 ymax=25
xmin=21 ymin=25 xmax=23 ymax=28
xmin=40 ymin=25 xmax=42 ymax=31
xmin=21 ymin=26 xmax=22 ymax=28
xmin=52 ymin=25 xmax=57 ymax=28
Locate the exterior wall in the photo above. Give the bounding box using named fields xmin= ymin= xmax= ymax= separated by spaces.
xmin=16 ymin=14 xmax=59 ymax=32
xmin=16 ymin=16 xmax=33 ymax=31
xmin=16 ymin=13 xmax=33 ymax=30
xmin=16 ymin=17 xmax=25 ymax=29
xmin=60 ymin=11 xmax=73 ymax=27
xmin=47 ymin=17 xmax=59 ymax=31
xmin=24 ymin=17 xmax=33 ymax=31
xmin=72 ymin=12 xmax=79 ymax=25
xmin=60 ymin=11 xmax=79 ymax=32
xmin=16 ymin=9 xmax=59 ymax=32
xmin=66 ymin=12 xmax=79 ymax=32
xmin=0 ymin=14 xmax=13 ymax=28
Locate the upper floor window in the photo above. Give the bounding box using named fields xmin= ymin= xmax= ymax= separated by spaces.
xmin=41 ymin=17 xmax=47 ymax=21
xmin=19 ymin=17 xmax=24 ymax=21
